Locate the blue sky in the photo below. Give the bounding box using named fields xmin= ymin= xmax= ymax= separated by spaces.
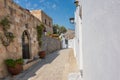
xmin=13 ymin=0 xmax=75 ymax=30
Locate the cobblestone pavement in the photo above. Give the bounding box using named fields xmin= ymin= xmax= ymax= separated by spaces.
xmin=4 ymin=48 xmax=79 ymax=80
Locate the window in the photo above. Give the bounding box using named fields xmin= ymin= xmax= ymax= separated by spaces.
xmin=4 ymin=0 xmax=7 ymax=7
xmin=13 ymin=9 xmax=16 ymax=14
xmin=9 ymin=7 xmax=13 ymax=15
xmin=45 ymin=19 xmax=47 ymax=24
xmin=49 ymin=22 xmax=51 ymax=27
xmin=25 ymin=24 xmax=28 ymax=29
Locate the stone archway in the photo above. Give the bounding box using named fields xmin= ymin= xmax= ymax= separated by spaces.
xmin=22 ymin=30 xmax=31 ymax=59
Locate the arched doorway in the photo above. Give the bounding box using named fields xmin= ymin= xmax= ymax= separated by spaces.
xmin=22 ymin=30 xmax=31 ymax=59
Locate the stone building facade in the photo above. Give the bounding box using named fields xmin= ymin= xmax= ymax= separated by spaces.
xmin=31 ymin=10 xmax=53 ymax=34
xmin=0 ymin=0 xmax=41 ymax=78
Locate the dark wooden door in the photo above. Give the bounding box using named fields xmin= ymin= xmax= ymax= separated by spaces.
xmin=22 ymin=31 xmax=30 ymax=59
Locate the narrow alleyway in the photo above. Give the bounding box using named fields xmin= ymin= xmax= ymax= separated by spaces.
xmin=4 ymin=49 xmax=79 ymax=80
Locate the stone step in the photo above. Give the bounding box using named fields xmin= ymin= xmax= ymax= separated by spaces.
xmin=23 ymin=59 xmax=40 ymax=70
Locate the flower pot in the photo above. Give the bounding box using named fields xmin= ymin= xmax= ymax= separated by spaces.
xmin=7 ymin=64 xmax=23 ymax=75
xmin=38 ymin=51 xmax=46 ymax=59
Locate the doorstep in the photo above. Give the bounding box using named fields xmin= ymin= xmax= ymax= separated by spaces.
xmin=23 ymin=59 xmax=41 ymax=70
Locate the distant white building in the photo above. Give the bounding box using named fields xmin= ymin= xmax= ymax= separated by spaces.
xmin=59 ymin=33 xmax=68 ymax=48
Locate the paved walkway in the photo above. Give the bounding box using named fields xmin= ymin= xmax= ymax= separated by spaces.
xmin=4 ymin=48 xmax=79 ymax=80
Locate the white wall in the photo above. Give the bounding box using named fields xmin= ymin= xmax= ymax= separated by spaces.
xmin=74 ymin=1 xmax=83 ymax=73
xmin=82 ymin=0 xmax=120 ymax=80
xmin=60 ymin=34 xmax=68 ymax=49
xmin=68 ymin=39 xmax=76 ymax=57
xmin=68 ymin=39 xmax=74 ymax=48
xmin=61 ymin=37 xmax=66 ymax=48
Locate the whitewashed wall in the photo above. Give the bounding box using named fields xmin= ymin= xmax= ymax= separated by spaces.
xmin=59 ymin=34 xmax=68 ymax=49
xmin=74 ymin=0 xmax=83 ymax=74
xmin=81 ymin=0 xmax=120 ymax=80
xmin=61 ymin=38 xmax=67 ymax=49
xmin=68 ymin=39 xmax=76 ymax=57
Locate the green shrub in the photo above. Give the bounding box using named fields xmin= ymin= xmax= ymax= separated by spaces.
xmin=5 ymin=58 xmax=24 ymax=67
xmin=36 ymin=24 xmax=44 ymax=47
xmin=15 ymin=58 xmax=24 ymax=64
xmin=5 ymin=59 xmax=16 ymax=67
xmin=0 ymin=16 xmax=15 ymax=47
xmin=0 ymin=17 xmax=11 ymax=31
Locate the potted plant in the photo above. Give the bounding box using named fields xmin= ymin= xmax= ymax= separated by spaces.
xmin=38 ymin=51 xmax=46 ymax=59
xmin=5 ymin=58 xmax=23 ymax=75
xmin=15 ymin=58 xmax=23 ymax=72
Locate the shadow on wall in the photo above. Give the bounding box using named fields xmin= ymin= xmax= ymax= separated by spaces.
xmin=41 ymin=36 xmax=61 ymax=54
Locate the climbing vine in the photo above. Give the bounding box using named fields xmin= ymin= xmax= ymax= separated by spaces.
xmin=0 ymin=16 xmax=15 ymax=47
xmin=36 ymin=23 xmax=44 ymax=47
xmin=0 ymin=17 xmax=11 ymax=31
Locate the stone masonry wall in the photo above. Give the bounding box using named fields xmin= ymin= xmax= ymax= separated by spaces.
xmin=0 ymin=0 xmax=41 ymax=78
xmin=41 ymin=36 xmax=61 ymax=54
xmin=31 ymin=10 xmax=53 ymax=34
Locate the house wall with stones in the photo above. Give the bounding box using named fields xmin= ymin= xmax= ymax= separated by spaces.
xmin=0 ymin=0 xmax=41 ymax=78
xmin=41 ymin=36 xmax=61 ymax=54
xmin=31 ymin=10 xmax=53 ymax=34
